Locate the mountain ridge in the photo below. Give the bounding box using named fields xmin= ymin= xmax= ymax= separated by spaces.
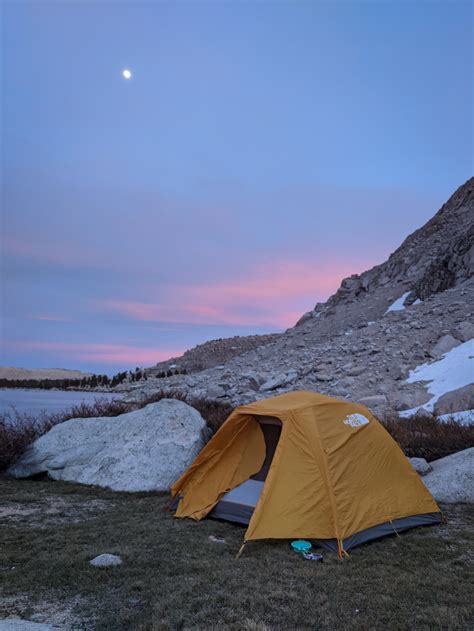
xmin=130 ymin=177 xmax=473 ymax=418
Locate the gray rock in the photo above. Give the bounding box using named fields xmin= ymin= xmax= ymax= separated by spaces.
xmin=391 ymin=389 xmax=431 ymax=411
xmin=430 ymin=334 xmax=461 ymax=359
xmin=314 ymin=372 xmax=332 ymax=382
xmin=90 ymin=553 xmax=123 ymax=567
xmin=206 ymin=385 xmax=227 ymax=398
xmin=408 ymin=457 xmax=432 ymax=476
xmin=422 ymin=448 xmax=474 ymax=503
xmin=452 ymin=320 xmax=474 ymax=342
xmin=8 ymin=400 xmax=206 ymax=492
xmin=246 ymin=377 xmax=261 ymax=391
xmin=260 ymin=370 xmax=297 ymax=392
xmin=295 ymin=310 xmax=315 ymax=326
xmin=260 ymin=374 xmax=288 ymax=391
xmin=358 ymin=394 xmax=388 ymax=407
xmin=0 ymin=623 xmax=54 ymax=631
xmin=433 ymin=384 xmax=474 ymax=416
xmin=346 ymin=366 xmax=365 ymax=377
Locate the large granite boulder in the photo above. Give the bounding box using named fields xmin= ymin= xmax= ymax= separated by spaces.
xmin=8 ymin=400 xmax=207 ymax=492
xmin=422 ymin=448 xmax=473 ymax=503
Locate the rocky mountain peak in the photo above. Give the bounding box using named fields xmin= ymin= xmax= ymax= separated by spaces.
xmin=298 ymin=176 xmax=474 ymax=328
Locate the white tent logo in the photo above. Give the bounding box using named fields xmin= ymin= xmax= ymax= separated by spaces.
xmin=343 ymin=413 xmax=370 ymax=428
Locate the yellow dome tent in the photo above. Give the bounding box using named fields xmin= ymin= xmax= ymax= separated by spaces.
xmin=172 ymin=391 xmax=440 ymax=556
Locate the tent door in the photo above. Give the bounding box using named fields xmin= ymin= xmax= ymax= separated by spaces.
xmin=209 ymin=416 xmax=282 ymax=525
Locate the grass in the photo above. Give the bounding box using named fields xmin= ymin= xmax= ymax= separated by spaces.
xmin=1 ymin=477 xmax=473 ymax=630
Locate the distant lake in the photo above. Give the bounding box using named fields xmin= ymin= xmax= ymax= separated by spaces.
xmin=0 ymin=388 xmax=122 ymax=419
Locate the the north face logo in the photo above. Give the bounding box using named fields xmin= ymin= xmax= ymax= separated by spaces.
xmin=343 ymin=413 xmax=370 ymax=428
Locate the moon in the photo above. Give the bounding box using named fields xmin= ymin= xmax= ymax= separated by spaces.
xmin=122 ymin=69 xmax=132 ymax=80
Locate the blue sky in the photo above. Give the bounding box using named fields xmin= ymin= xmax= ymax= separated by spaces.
xmin=1 ymin=1 xmax=472 ymax=373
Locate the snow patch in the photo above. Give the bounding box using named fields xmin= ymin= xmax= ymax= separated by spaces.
xmin=412 ymin=298 xmax=423 ymax=305
xmin=385 ymin=291 xmax=411 ymax=314
xmin=399 ymin=339 xmax=474 ymax=417
xmin=438 ymin=409 xmax=474 ymax=425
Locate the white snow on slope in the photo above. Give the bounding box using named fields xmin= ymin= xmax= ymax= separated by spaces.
xmin=385 ymin=291 xmax=411 ymax=314
xmin=399 ymin=339 xmax=474 ymax=419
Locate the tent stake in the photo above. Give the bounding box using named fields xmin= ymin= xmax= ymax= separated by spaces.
xmin=236 ymin=541 xmax=247 ymax=559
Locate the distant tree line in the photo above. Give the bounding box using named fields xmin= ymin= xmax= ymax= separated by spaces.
xmin=0 ymin=367 xmax=148 ymax=390
xmin=0 ymin=366 xmax=189 ymax=390
xmin=154 ymin=368 xmax=187 ymax=378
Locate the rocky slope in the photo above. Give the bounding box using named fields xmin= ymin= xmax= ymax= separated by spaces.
xmin=146 ymin=333 xmax=278 ymax=376
xmin=131 ymin=177 xmax=474 ymax=418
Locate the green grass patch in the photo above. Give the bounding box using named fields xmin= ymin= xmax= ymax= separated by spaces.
xmin=1 ymin=478 xmax=473 ymax=630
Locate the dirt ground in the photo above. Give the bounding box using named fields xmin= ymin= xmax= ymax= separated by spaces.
xmin=1 ymin=477 xmax=473 ymax=630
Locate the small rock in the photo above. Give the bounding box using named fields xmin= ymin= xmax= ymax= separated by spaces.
xmin=260 ymin=374 xmax=288 ymax=391
xmin=434 ymin=384 xmax=474 ymax=416
xmin=206 ymin=385 xmax=227 ymax=398
xmin=260 ymin=370 xmax=297 ymax=392
xmin=90 ymin=553 xmax=123 ymax=567
xmin=346 ymin=366 xmax=365 ymax=377
xmin=452 ymin=320 xmax=474 ymax=343
xmin=359 ymin=394 xmax=388 ymax=407
xmin=314 ymin=372 xmax=331 ymax=382
xmin=208 ymin=535 xmax=226 ymax=544
xmin=408 ymin=457 xmax=432 ymax=476
xmin=391 ymin=389 xmax=431 ymax=411
xmin=430 ymin=334 xmax=461 ymax=359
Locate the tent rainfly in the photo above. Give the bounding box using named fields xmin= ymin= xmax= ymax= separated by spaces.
xmin=172 ymin=391 xmax=441 ymax=557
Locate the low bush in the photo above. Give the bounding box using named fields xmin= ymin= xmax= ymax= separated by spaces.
xmin=382 ymin=412 xmax=474 ymax=461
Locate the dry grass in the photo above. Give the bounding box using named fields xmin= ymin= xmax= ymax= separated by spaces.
xmin=0 ymin=478 xmax=472 ymax=630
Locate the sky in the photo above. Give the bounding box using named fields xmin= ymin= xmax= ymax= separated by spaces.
xmin=1 ymin=1 xmax=473 ymax=374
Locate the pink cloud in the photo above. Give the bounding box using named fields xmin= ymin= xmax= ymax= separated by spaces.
xmin=6 ymin=341 xmax=181 ymax=366
xmin=98 ymin=258 xmax=370 ymax=328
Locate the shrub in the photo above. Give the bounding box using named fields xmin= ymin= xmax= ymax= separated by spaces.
xmin=382 ymin=412 xmax=474 ymax=461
